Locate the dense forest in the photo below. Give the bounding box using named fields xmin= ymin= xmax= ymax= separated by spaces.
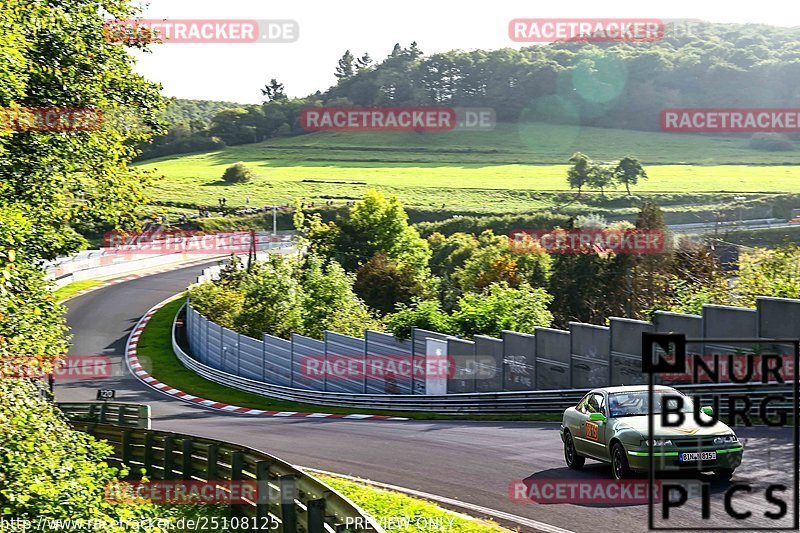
xmin=139 ymin=21 xmax=800 ymax=159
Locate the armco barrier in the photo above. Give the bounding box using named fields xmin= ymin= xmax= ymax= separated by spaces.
xmin=185 ymin=263 xmax=800 ymax=400
xmin=58 ymin=402 xmax=151 ymax=429
xmin=45 ymin=233 xmax=294 ymax=288
xmin=69 ymin=422 xmax=382 ymax=532
xmin=172 ymin=304 xmax=794 ymax=414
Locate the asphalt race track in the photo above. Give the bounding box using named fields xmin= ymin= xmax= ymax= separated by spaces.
xmin=56 ymin=263 xmax=798 ymax=532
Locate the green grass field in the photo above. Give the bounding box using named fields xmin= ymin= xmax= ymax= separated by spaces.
xmin=137 ymin=122 xmax=800 ymax=215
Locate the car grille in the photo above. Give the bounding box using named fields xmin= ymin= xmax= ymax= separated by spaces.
xmin=673 ymin=437 xmax=717 ymax=448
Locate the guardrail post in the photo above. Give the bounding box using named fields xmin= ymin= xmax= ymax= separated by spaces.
xmin=230 ymin=451 xmax=246 ymax=523
xmin=143 ymin=432 xmax=154 ymax=476
xmin=163 ymin=436 xmax=175 ymax=480
xmin=231 ymin=450 xmax=245 ymax=480
xmin=255 ymin=460 xmax=271 ymax=528
xmin=307 ymin=498 xmax=325 ymax=533
xmin=206 ymin=444 xmax=219 ymax=480
xmin=140 ymin=405 xmax=151 ymax=430
xmin=181 ymin=439 xmax=193 ymax=480
xmin=99 ymin=402 xmax=108 ymax=424
xmin=279 ymin=475 xmax=298 ymax=533
xmin=121 ymin=430 xmax=133 ymax=465
xmin=118 ymin=405 xmax=127 ymax=426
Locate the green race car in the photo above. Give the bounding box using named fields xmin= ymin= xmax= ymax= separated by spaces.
xmin=560 ymin=385 xmax=744 ymax=480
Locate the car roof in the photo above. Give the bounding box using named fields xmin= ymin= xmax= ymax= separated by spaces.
xmin=589 ymin=385 xmax=678 ymax=394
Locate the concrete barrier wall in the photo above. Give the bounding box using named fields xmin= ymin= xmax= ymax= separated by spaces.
xmin=474 ymin=335 xmax=503 ymax=392
xmin=324 ymin=331 xmax=366 ymax=394
xmin=184 ymin=293 xmax=800 ymax=393
xmin=291 ymin=334 xmax=325 ymax=391
xmin=610 ymin=318 xmax=653 ymax=386
xmin=569 ymin=323 xmax=610 ymax=388
xmin=262 ymin=334 xmax=292 ymax=387
xmin=502 ymin=331 xmax=536 ymax=391
xmin=365 ymin=330 xmax=413 ymax=395
xmin=535 ymin=327 xmax=571 ymax=389
xmin=447 ymin=337 xmax=477 ymax=393
xmin=703 ymin=305 xmax=758 ymax=355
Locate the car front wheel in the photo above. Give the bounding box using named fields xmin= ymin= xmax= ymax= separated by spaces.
xmin=611 ymin=442 xmax=632 ymax=480
xmin=714 ymin=468 xmax=735 ymax=481
xmin=564 ymin=431 xmax=585 ymax=470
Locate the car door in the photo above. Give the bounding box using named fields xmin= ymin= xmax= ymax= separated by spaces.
xmin=577 ymin=393 xmax=609 ymax=460
xmin=568 ymin=394 xmax=592 ymax=455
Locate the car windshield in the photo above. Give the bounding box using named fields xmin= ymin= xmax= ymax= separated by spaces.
xmin=608 ymin=391 xmax=694 ymax=418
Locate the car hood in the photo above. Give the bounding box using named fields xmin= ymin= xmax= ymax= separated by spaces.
xmin=614 ymin=414 xmax=732 ymax=437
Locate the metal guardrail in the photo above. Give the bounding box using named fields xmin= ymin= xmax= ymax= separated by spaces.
xmin=69 ymin=422 xmax=382 ymax=533
xmin=171 ymin=305 xmax=795 ymax=414
xmin=58 ymin=402 xmax=151 ymax=429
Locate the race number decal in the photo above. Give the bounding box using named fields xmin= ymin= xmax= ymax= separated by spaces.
xmin=585 ymin=421 xmax=599 ymax=440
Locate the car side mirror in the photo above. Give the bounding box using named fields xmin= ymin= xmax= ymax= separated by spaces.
xmin=701 ymin=406 xmax=713 ymax=416
xmin=589 ymin=412 xmax=607 ymax=423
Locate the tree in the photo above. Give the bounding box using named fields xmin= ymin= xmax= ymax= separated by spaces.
xmin=587 ymin=163 xmax=616 ymax=196
xmin=234 ymin=256 xmax=305 ymax=339
xmin=566 ymin=152 xmax=591 ymax=197
xmin=187 ymin=282 xmax=244 ymax=329
xmin=221 ymin=161 xmax=256 ymax=183
xmin=354 ymin=253 xmax=426 ymax=314
xmin=736 ymin=244 xmax=800 ymax=307
xmin=300 ymin=255 xmax=378 ymax=338
xmin=356 ymin=52 xmax=373 ymax=71
xmin=614 ymin=156 xmax=648 ymax=195
xmin=385 ymin=299 xmax=454 ymax=340
xmin=307 ymin=190 xmax=431 ymax=276
xmin=335 ymin=50 xmax=355 ymax=79
xmin=0 ymin=0 xmax=165 ymax=259
xmin=450 ymin=282 xmax=553 ymax=337
xmin=261 ymin=78 xmax=286 ymax=102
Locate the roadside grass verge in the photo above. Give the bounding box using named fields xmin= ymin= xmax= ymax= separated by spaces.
xmin=54 ymin=279 xmax=102 ymax=302
xmin=317 ymin=473 xmax=513 ymax=533
xmin=135 ymin=298 xmax=562 ymax=422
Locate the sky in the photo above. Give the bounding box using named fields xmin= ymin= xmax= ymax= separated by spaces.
xmin=127 ymin=0 xmax=800 ymax=104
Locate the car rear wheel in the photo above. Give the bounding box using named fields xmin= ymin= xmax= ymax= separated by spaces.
xmin=564 ymin=431 xmax=585 ymax=470
xmin=611 ymin=442 xmax=632 ymax=480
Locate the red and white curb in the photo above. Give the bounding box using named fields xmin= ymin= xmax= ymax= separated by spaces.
xmin=125 ymin=296 xmax=408 ymax=421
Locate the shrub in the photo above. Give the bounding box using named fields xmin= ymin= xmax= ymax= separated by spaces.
xmin=450 ymin=282 xmax=553 ymax=337
xmin=0 ymin=381 xmax=179 ymax=528
xmin=385 ymin=299 xmax=454 ymax=340
xmin=221 ymin=162 xmax=255 ymax=183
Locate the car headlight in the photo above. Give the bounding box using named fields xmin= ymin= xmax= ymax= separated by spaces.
xmin=644 ymin=439 xmax=673 ymax=446
xmin=713 ymin=434 xmax=739 ymax=445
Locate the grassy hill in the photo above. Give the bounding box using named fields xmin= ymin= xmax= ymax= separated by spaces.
xmin=137 ymin=122 xmax=800 ymax=216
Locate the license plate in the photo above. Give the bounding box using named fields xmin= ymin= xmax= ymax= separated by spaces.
xmin=678 ymin=451 xmax=717 ymax=462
